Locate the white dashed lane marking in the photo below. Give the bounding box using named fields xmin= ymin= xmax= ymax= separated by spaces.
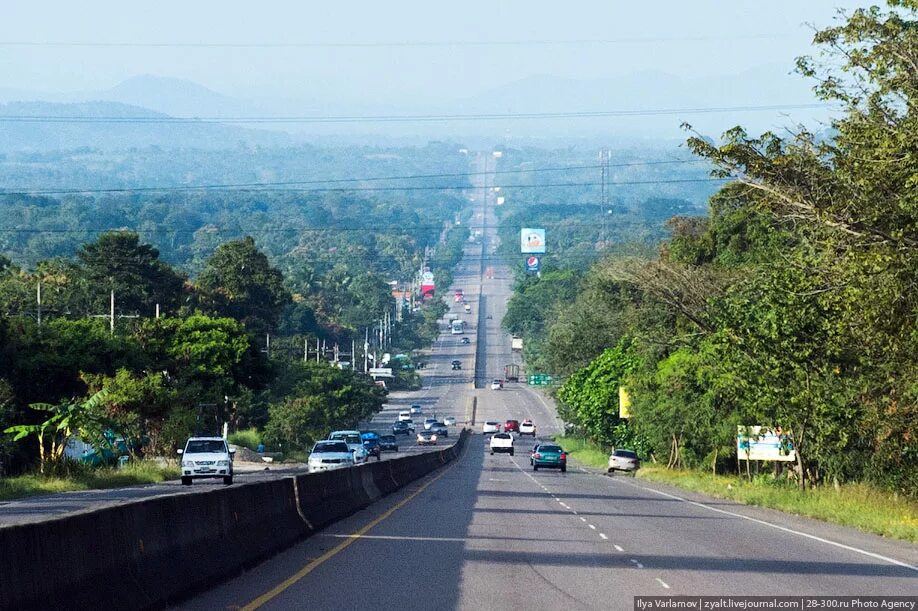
xmin=614 ymin=545 xmax=624 ymax=552
xmin=656 ymin=578 xmax=670 ymax=589
xmin=630 ymin=559 xmax=644 ymax=569
xmin=588 ymin=524 xmax=596 ymax=530
xmin=599 ymin=533 xmax=608 ymax=540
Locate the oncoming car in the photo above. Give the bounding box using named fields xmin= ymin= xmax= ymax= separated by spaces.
xmin=328 ymin=430 xmax=369 ymax=463
xmin=417 ymin=430 xmax=438 ymax=446
xmin=490 ymin=379 xmax=503 ymax=390
xmin=178 ymin=437 xmax=235 ymax=485
xmin=307 ymin=440 xmax=354 ymax=473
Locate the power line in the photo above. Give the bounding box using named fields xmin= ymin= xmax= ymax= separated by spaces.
xmin=3 ymin=177 xmax=725 ymax=197
xmin=0 ymin=159 xmax=703 ymax=196
xmin=0 ymin=103 xmax=831 ymax=125
xmin=0 ymin=35 xmax=795 ymax=49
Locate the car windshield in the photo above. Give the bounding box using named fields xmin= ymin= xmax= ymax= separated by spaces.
xmin=185 ymin=440 xmax=226 ymax=454
xmin=380 ymin=435 xmax=396 ymax=442
xmin=486 ymin=421 xmax=498 ymax=426
xmin=313 ymin=442 xmax=349 ymax=453
xmin=539 ymin=446 xmax=562 ymax=453
xmin=494 ymin=433 xmax=511 ymax=439
xmin=614 ymin=450 xmax=638 ymax=458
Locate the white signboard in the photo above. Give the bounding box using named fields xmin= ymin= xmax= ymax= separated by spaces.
xmin=520 ymin=228 xmax=546 ymax=254
xmin=368 ymin=367 xmax=393 ymax=378
xmin=737 ymin=426 xmax=796 ymax=462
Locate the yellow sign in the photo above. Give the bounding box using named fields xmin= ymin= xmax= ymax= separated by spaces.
xmin=619 ymin=387 xmax=632 ymax=418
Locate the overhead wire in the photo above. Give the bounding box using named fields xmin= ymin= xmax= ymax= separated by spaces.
xmin=0 ymin=103 xmax=830 ymax=124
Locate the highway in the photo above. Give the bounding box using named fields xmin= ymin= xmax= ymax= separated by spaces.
xmin=178 ymin=152 xmax=918 ymax=610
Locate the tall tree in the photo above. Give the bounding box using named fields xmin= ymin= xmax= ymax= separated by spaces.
xmin=197 ymin=236 xmax=291 ymax=334
xmin=77 ymin=231 xmax=186 ymax=316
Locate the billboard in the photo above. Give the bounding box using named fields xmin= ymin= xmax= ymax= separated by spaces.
xmin=420 ymin=270 xmax=435 ymax=297
xmin=619 ymin=387 xmax=632 ymax=418
xmin=520 ymin=228 xmax=546 ymax=254
xmin=737 ymin=426 xmax=796 ymax=462
xmin=525 ymin=256 xmax=540 ymax=273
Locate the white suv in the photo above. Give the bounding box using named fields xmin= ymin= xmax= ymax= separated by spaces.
xmin=489 ymin=433 xmax=514 ymax=456
xmin=179 ymin=437 xmax=235 ymax=485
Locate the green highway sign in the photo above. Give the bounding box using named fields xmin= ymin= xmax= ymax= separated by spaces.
xmin=528 ymin=374 xmax=554 ymax=386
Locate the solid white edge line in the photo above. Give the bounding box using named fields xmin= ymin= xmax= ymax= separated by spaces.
xmin=613 ymin=480 xmax=918 ymax=573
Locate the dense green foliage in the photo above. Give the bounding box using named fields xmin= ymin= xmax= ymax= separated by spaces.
xmin=0 ymin=143 xmax=472 ymax=475
xmin=508 ymin=2 xmax=918 ymax=496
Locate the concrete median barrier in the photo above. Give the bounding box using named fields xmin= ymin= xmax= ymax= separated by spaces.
xmin=0 ymin=429 xmax=470 ymax=610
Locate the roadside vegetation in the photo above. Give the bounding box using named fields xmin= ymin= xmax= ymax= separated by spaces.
xmin=0 ymin=460 xmax=180 ymax=502
xmin=0 ymin=145 xmax=471 ymax=482
xmin=555 ymin=435 xmax=918 ymax=543
xmin=514 ymin=4 xmax=917 ymax=507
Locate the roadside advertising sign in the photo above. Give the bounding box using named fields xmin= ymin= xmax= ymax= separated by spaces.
xmin=526 ymin=256 xmax=540 ymax=273
xmin=619 ymin=387 xmax=632 ymax=418
xmin=736 ymin=426 xmax=796 ymax=461
xmin=520 ymin=228 xmax=546 ymax=254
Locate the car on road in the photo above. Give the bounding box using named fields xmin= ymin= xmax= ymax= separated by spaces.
xmin=490 ymin=379 xmax=503 ymax=390
xmin=489 ymin=432 xmax=514 ymax=456
xmin=362 ymin=437 xmax=382 ymax=460
xmin=461 ymin=337 xmax=470 ymax=345
xmin=429 ymin=422 xmax=448 ymax=437
xmin=307 ymin=441 xmax=354 ymax=473
xmin=410 ymin=405 xmax=423 ymax=415
xmin=423 ymin=417 xmax=438 ymax=430
xmin=531 ymin=444 xmax=566 ymax=472
xmin=417 ymin=430 xmax=438 ymax=446
xmin=451 ymin=360 xmax=462 ymax=370
xmin=443 ymin=416 xmax=457 ymax=426
xmin=519 ymin=419 xmax=536 ymax=437
xmin=607 ymin=449 xmax=640 ymax=475
xmin=398 ymin=411 xmax=412 ymax=422
xmin=486 ymin=314 xmax=493 ymax=319
xmin=482 ymin=421 xmax=500 ymax=435
xmin=379 ymin=434 xmax=399 ymax=452
xmin=178 ymin=437 xmax=235 ymax=485
xmin=328 ymin=430 xmax=369 ymax=463
xmin=392 ymin=421 xmax=412 ymax=435
xmin=504 ymin=419 xmax=520 ymax=435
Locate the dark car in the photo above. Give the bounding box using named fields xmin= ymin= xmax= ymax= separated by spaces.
xmin=504 ymin=419 xmax=520 ymax=434
xmin=392 ymin=421 xmax=413 ymax=435
xmin=451 ymin=360 xmax=462 ymax=370
xmin=429 ymin=422 xmax=448 ymax=437
xmin=379 ymin=434 xmax=399 ymax=452
xmin=362 ymin=437 xmax=382 ymax=460
xmin=531 ymin=444 xmax=567 ymax=472
xmin=460 ymin=337 xmax=470 ymax=345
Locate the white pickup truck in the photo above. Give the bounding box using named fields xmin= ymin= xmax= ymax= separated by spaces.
xmin=489 ymin=432 xmax=514 ymax=456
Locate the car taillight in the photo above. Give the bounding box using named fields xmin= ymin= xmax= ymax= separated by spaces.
xmin=560 ymin=453 xmax=567 ymax=460
xmin=533 ymin=453 xmax=541 ymax=459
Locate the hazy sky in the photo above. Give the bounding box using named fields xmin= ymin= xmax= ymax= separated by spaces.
xmin=2 ymin=0 xmax=869 ymax=102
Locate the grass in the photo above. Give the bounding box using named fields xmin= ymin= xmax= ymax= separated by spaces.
xmin=228 ymin=428 xmax=261 ymax=450
xmin=554 ymin=435 xmax=918 ymax=543
xmin=0 ymin=460 xmax=181 ymax=502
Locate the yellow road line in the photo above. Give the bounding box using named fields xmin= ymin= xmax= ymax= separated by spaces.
xmin=241 ymin=458 xmax=461 ymax=610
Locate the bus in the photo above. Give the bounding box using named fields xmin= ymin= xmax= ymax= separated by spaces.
xmin=450 ymin=320 xmax=464 ymax=335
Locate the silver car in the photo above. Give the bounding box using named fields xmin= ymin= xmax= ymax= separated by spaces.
xmin=607 ymin=449 xmax=640 ymax=475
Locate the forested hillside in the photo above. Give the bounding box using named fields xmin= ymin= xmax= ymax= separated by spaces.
xmin=503 ymin=2 xmax=918 ymax=496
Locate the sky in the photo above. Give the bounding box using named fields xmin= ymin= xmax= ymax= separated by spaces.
xmin=0 ymin=0 xmax=874 ymax=140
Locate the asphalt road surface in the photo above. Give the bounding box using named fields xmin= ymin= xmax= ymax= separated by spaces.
xmin=178 ymin=153 xmax=917 ymax=610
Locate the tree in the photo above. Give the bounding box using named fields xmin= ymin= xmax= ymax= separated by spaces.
xmin=197 ymin=236 xmax=291 ymax=334
xmin=77 ymin=231 xmax=186 ymax=315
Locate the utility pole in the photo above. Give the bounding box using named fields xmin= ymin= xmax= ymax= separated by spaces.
xmin=363 ymin=328 xmax=369 ymax=373
xmin=304 ymin=338 xmax=308 ymax=362
xmin=316 ymin=337 xmax=320 ymax=363
xmin=36 ymin=281 xmax=41 ymax=329
xmin=155 ymin=303 xmax=160 ymax=319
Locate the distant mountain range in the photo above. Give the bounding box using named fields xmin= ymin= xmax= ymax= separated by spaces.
xmin=0 ymin=67 xmax=829 ymax=150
